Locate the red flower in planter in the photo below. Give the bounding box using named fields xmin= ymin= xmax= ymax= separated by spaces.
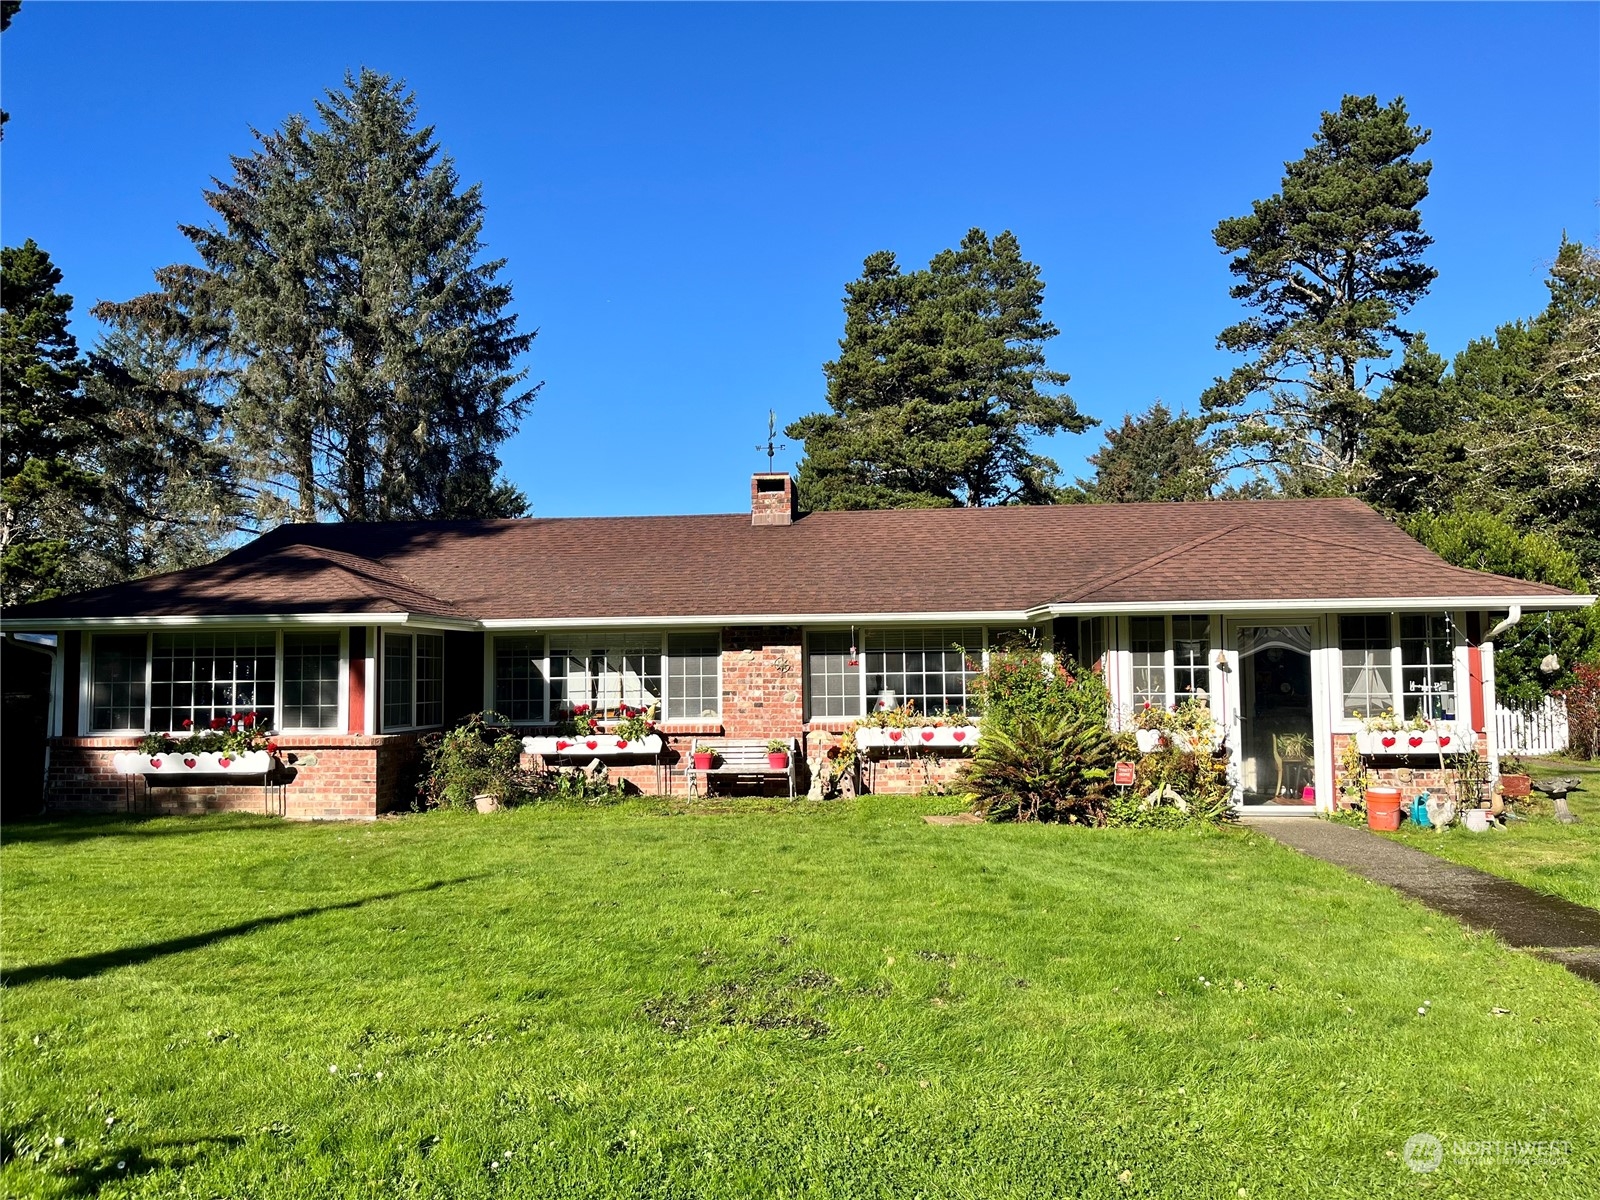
xmin=266 ymin=742 xmax=279 ymax=754
xmin=181 ymin=718 xmax=193 ymax=729
xmin=210 ymin=717 xmax=226 ymax=730
xmin=245 ymin=712 xmax=257 ymax=728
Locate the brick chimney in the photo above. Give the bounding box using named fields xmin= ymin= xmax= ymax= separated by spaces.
xmin=751 ymin=473 xmax=797 ymax=526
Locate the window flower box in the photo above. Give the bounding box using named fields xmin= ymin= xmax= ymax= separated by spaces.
xmin=1355 ymin=728 xmax=1463 ymax=756
xmin=523 ymin=734 xmax=663 ymax=758
xmin=111 ymin=750 xmax=274 ymax=776
xmin=854 ymin=725 xmax=980 ymax=750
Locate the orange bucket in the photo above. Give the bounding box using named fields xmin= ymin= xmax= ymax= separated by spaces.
xmin=1366 ymin=786 xmax=1403 ymax=831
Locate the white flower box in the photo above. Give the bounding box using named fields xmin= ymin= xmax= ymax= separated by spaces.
xmin=1355 ymin=728 xmax=1464 ymax=756
xmin=523 ymin=734 xmax=663 ymax=758
xmin=853 ymin=725 xmax=980 ymax=750
xmin=112 ymin=749 xmax=273 ymax=776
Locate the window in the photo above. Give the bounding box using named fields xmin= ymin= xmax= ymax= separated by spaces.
xmin=1130 ymin=617 xmax=1166 ymax=708
xmin=282 ymin=632 xmax=342 ymax=730
xmin=550 ymin=633 xmax=661 ymax=715
xmin=1400 ymin=613 xmax=1456 ymax=721
xmin=494 ymin=635 xmax=547 ymax=723
xmin=90 ymin=634 xmax=147 ymax=731
xmin=1339 ymin=615 xmax=1392 ymax=719
xmin=864 ymin=626 xmax=980 ymax=714
xmin=382 ymin=632 xmax=444 ymax=730
xmin=1077 ymin=617 xmax=1107 ymax=673
xmin=806 ymin=631 xmax=861 ymax=719
xmin=666 ymin=632 xmax=721 ymax=719
xmin=1172 ymin=616 xmax=1210 ymax=701
xmin=150 ymin=632 xmax=277 ymax=732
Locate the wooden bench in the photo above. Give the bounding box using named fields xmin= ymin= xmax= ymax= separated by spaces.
xmin=688 ymin=738 xmax=797 ymax=798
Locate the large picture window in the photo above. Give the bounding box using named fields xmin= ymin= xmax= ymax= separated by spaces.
xmin=383 ymin=632 xmax=444 ymax=730
xmin=1400 ymin=613 xmax=1456 ymax=721
xmin=865 ymin=626 xmax=980 ymax=714
xmin=282 ymin=632 xmax=342 ymax=730
xmin=89 ymin=634 xmax=148 ymax=732
xmin=550 ymin=633 xmax=662 ymax=715
xmin=1339 ymin=614 xmax=1393 ymax=719
xmin=150 ymin=632 xmax=277 ymax=733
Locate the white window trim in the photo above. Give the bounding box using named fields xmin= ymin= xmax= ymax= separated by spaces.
xmin=1331 ymin=611 xmax=1468 ymax=734
xmin=1116 ymin=615 xmax=1217 ymax=716
xmin=484 ymin=629 xmax=725 ymax=726
xmin=81 ymin=629 xmax=348 ymax=737
xmin=380 ymin=630 xmax=445 ymax=733
xmin=803 ymin=625 xmax=1042 ymax=722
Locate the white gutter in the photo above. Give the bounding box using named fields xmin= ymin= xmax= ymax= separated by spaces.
xmin=1484 ymin=604 xmax=1523 ymax=641
xmin=1479 ymin=605 xmax=1521 ymax=782
xmin=0 ymin=612 xmax=480 ymax=633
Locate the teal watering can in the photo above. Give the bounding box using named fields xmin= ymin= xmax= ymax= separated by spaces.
xmin=1410 ymin=791 xmax=1432 ymax=828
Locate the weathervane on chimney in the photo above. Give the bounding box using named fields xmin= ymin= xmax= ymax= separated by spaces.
xmin=756 ymin=409 xmax=786 ymax=471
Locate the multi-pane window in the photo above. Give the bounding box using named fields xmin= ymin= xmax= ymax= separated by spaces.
xmin=1339 ymin=614 xmax=1393 ymax=719
xmin=550 ymin=634 xmax=662 ymax=714
xmin=494 ymin=635 xmax=547 ymax=723
xmin=1130 ymin=617 xmax=1166 ymax=708
xmin=282 ymin=632 xmax=342 ymax=730
xmin=382 ymin=632 xmax=444 ymax=730
xmin=806 ymin=631 xmax=861 ymax=719
xmin=150 ymin=632 xmax=277 ymax=732
xmin=1172 ymin=616 xmax=1210 ymax=701
xmin=864 ymin=627 xmax=980 ymax=714
xmin=1400 ymin=613 xmax=1456 ymax=721
xmin=90 ymin=634 xmax=148 ymax=731
xmin=666 ymin=633 xmax=721 ymax=720
xmin=1077 ymin=617 xmax=1107 ymax=673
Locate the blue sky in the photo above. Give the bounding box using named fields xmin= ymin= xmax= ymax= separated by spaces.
xmin=3 ymin=2 xmax=1596 ymax=517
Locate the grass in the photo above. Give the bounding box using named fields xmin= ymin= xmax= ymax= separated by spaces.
xmin=1383 ymin=758 xmax=1600 ymax=910
xmin=2 ymin=796 xmax=1598 ymax=1199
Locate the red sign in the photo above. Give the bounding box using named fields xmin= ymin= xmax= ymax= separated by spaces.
xmin=1114 ymin=761 xmax=1136 ymax=787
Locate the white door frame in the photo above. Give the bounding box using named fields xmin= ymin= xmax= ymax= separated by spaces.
xmin=1222 ymin=614 xmax=1334 ymax=813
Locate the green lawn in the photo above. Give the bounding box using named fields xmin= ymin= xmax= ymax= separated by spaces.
xmin=1383 ymin=759 xmax=1600 ymax=910
xmin=3 ymin=797 xmax=1597 ymax=1199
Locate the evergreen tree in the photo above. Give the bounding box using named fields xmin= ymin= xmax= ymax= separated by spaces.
xmin=0 ymin=240 xmax=101 ymax=605
xmin=1359 ymin=337 xmax=1464 ymax=515
xmin=1077 ymin=402 xmax=1216 ymax=503
xmin=788 ymin=229 xmax=1090 ymax=509
xmin=99 ymin=69 xmax=538 ymax=524
xmin=1203 ymin=95 xmax=1435 ymax=493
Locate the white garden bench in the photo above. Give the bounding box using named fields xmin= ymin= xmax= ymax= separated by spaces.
xmin=687 ymin=738 xmax=797 ymax=799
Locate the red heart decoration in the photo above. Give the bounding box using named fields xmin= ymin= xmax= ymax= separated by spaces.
xmin=952 ymin=730 xmax=966 ymax=742
xmin=888 ymin=730 xmax=902 ymax=742
xmin=920 ymin=729 xmax=935 ymax=742
xmin=1381 ymin=736 xmax=1396 ymax=748
xmin=150 ymin=758 xmax=163 ymax=768
xmin=184 ymin=757 xmax=197 ymax=769
xmin=615 ymin=739 xmax=629 ymax=749
xmin=1407 ymin=736 xmax=1423 ymax=749
xmin=556 ymin=739 xmax=571 ymax=750
xmin=219 ymin=756 xmax=232 ymax=768
xmin=585 ymin=739 xmax=598 ymax=750
xmin=1438 ymin=735 xmax=1451 ymax=748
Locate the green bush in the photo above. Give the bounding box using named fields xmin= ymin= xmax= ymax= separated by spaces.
xmin=964 ymin=708 xmax=1114 ymax=824
xmin=1104 ymin=745 xmax=1234 ymax=828
xmin=417 ymin=712 xmax=530 ymax=811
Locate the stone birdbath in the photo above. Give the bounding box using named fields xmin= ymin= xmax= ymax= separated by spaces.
xmin=1530 ymin=777 xmax=1583 ymax=825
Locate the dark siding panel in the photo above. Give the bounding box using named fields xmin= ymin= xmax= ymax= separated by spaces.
xmin=442 ymin=631 xmax=485 ymax=727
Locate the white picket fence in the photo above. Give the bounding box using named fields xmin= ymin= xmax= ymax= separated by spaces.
xmin=1494 ymin=696 xmax=1570 ymax=756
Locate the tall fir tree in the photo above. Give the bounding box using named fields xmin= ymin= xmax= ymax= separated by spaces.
xmin=1077 ymin=402 xmax=1216 ymax=503
xmin=0 ymin=240 xmax=102 ymax=605
xmin=1203 ymin=95 xmax=1435 ymax=494
xmin=788 ymin=229 xmax=1091 ymax=509
xmin=99 ymin=69 xmax=539 ymax=525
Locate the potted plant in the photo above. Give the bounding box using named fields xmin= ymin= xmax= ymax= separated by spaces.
xmin=766 ymin=739 xmax=790 ymax=769
xmin=692 ymin=743 xmax=716 ymax=770
xmin=1498 ymin=754 xmax=1532 ymax=799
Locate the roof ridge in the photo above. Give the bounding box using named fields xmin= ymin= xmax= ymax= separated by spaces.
xmin=273 ymin=543 xmax=458 ymax=610
xmin=1058 ymin=524 xmax=1248 ymax=604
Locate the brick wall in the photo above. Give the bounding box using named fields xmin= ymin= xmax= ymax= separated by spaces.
xmin=1331 ymin=731 xmax=1492 ymax=810
xmin=44 ymin=733 xmax=428 ymax=822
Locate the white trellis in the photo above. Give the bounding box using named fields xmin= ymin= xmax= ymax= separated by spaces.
xmin=1494 ymin=696 xmax=1569 ymax=757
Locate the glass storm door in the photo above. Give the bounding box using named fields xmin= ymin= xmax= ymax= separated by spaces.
xmin=1235 ymin=625 xmax=1315 ymax=807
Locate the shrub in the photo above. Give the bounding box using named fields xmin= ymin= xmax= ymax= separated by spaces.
xmin=1104 ymin=745 xmax=1234 ymax=828
xmin=417 ymin=712 xmax=530 ymax=811
xmin=1558 ymin=663 xmax=1600 ymax=760
xmin=964 ymin=708 xmax=1114 ymax=824
xmin=971 ymin=646 xmax=1109 ymax=732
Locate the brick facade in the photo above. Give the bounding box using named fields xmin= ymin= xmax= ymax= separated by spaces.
xmin=44 ymin=733 xmax=427 ymax=822
xmin=1331 ymin=730 xmax=1492 ymax=811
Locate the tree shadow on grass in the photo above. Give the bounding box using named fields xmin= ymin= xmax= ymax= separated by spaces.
xmin=0 ymin=1121 xmax=244 ymax=1198
xmin=0 ymin=876 xmax=486 ymax=987
xmin=1 ymin=813 xmax=296 ymax=847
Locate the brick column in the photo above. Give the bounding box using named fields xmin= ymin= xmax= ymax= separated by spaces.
xmin=719 ymin=626 xmax=804 ymax=739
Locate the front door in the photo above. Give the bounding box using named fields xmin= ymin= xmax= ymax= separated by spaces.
xmin=1235 ymin=624 xmax=1315 ymax=807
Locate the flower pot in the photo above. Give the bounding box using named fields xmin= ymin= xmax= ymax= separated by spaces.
xmin=692 ymin=752 xmax=714 ymax=771
xmin=473 ymin=793 xmax=500 ymax=814
xmin=1365 ymin=786 xmax=1403 ymax=832
xmin=1498 ymin=773 xmax=1531 ymax=799
xmin=768 ymin=752 xmax=789 ymax=770
xmin=1462 ymin=808 xmax=1490 ymax=832
xmin=1300 ymin=785 xmax=1316 ymax=805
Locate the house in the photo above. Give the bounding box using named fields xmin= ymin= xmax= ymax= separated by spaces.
xmin=4 ymin=473 xmax=1592 ymax=820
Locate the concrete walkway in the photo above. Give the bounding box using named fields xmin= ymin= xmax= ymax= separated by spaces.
xmin=1242 ymin=816 xmax=1600 ymax=984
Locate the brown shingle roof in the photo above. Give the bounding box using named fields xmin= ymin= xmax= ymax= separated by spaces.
xmin=5 ymin=498 xmax=1581 ymax=625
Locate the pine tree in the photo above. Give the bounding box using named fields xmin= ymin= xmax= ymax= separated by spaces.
xmin=0 ymin=240 xmax=101 ymax=605
xmin=1078 ymin=402 xmax=1216 ymax=503
xmin=1203 ymin=95 xmax=1435 ymax=493
xmin=788 ymin=229 xmax=1090 ymax=509
xmin=99 ymin=70 xmax=539 ymax=525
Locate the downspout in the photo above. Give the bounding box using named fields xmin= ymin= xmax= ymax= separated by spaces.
xmin=6 ymin=633 xmax=59 ymax=812
xmin=1479 ymin=605 xmax=1521 ymax=779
